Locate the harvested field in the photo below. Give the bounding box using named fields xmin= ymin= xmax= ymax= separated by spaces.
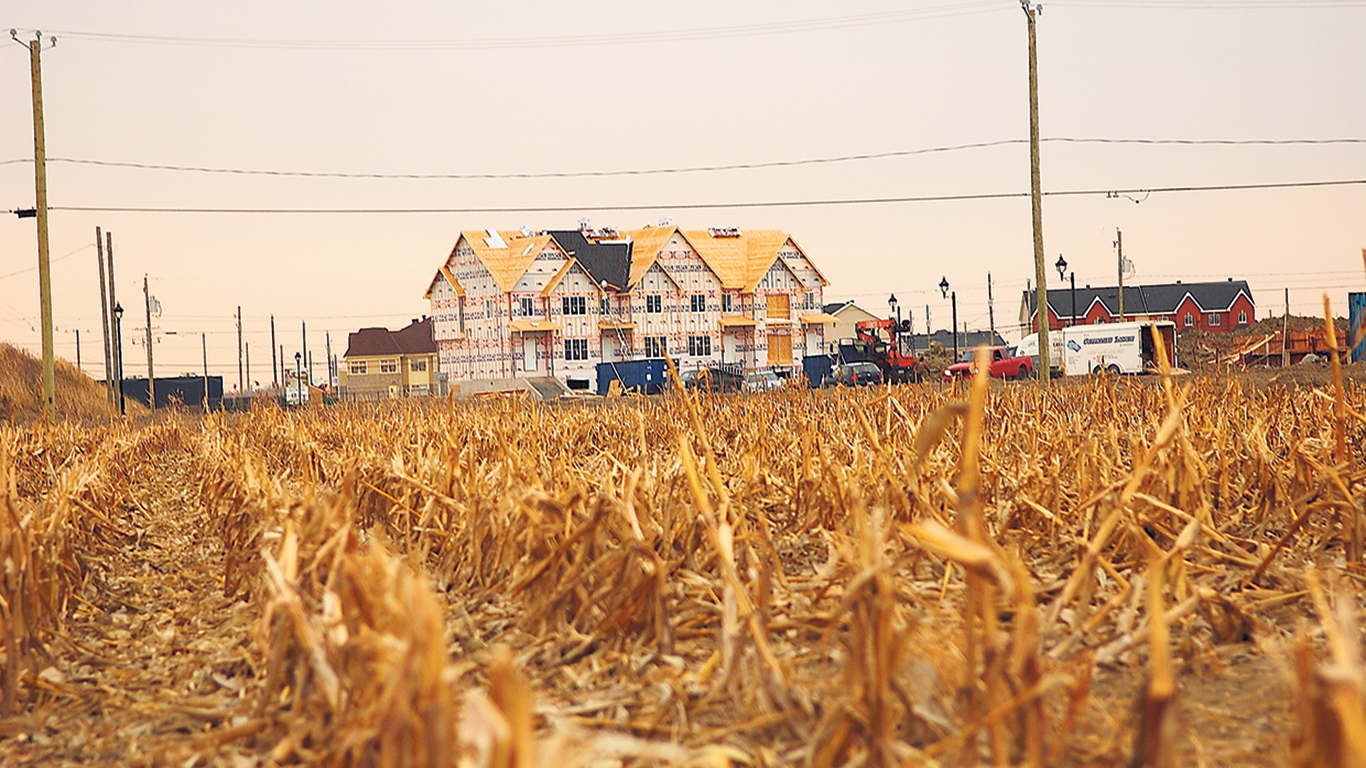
xmin=2 ymin=359 xmax=1365 ymax=766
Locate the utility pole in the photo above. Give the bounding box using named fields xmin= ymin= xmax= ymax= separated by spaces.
xmin=987 ymin=273 xmax=996 ymax=339
xmin=236 ymin=306 xmax=244 ymax=395
xmin=246 ymin=342 xmax=251 ymax=394
xmin=75 ymin=328 xmax=81 ymax=372
xmin=27 ymin=33 xmax=56 ymax=420
xmin=144 ymin=274 xmax=155 ymax=411
xmin=1282 ymin=288 xmax=1290 ymax=368
xmin=107 ymin=232 xmax=122 ymax=413
xmin=302 ymin=321 xmax=309 ymax=386
xmin=202 ymin=332 xmax=209 ymax=411
xmin=325 ymin=332 xmax=333 ymax=388
xmin=1116 ymin=228 xmax=1125 ymax=320
xmin=1023 ymin=1 xmax=1050 ymax=386
xmin=96 ymin=226 xmax=114 ymax=405
xmin=270 ymin=314 xmax=278 ymax=389
xmin=925 ymin=304 xmax=931 ymax=338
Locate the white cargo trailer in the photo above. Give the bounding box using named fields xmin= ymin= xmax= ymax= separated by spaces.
xmin=1057 ymin=320 xmax=1176 ymax=375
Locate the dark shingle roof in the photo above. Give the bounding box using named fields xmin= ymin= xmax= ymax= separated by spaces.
xmin=393 ymin=317 xmax=436 ymax=354
xmin=344 ymin=318 xmax=434 ymax=358
xmin=547 ymin=230 xmax=632 ymax=291
xmin=824 ymin=300 xmax=854 ymax=315
xmin=1024 ymin=280 xmax=1254 ymax=318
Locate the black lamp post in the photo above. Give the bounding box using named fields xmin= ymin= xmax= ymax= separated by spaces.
xmin=113 ymin=302 xmax=125 ymax=415
xmin=294 ymin=352 xmax=303 ymax=407
xmin=888 ymin=293 xmax=903 ymax=352
xmin=939 ymin=277 xmax=958 ymax=361
xmin=1055 ymin=254 xmax=1077 ymax=327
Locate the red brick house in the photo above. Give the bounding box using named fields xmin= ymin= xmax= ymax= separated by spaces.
xmin=1021 ymin=279 xmax=1255 ymax=333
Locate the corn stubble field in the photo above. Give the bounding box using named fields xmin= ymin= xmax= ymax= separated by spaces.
xmin=2 ymin=362 xmax=1365 ymax=767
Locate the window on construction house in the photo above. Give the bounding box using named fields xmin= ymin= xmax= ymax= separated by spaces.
xmin=410 ymin=359 xmax=427 ymax=372
xmin=805 ymin=291 xmax=815 ymax=310
xmin=1238 ymin=311 xmax=1248 ymax=324
xmin=645 ymin=337 xmax=667 ymax=358
xmin=646 ymin=295 xmax=662 ymax=314
xmin=485 ymin=299 xmax=494 ymax=318
xmin=721 ymin=294 xmax=733 ymax=313
xmin=562 ymin=296 xmax=587 ymax=316
xmin=380 ymin=359 xmax=398 ymax=373
xmin=349 ymin=361 xmax=367 ymax=375
xmin=564 ymin=338 xmax=589 ymax=361
xmin=600 ymin=296 xmax=611 ymax=315
xmin=690 ymin=294 xmax=706 ymax=313
xmin=458 ymin=299 xmax=466 ymax=335
xmin=1209 ymin=314 xmax=1221 ymax=327
xmin=688 ymin=335 xmax=711 ymax=357
xmin=520 ymin=297 xmax=534 ymax=317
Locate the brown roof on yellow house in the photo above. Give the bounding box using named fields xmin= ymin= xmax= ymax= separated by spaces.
xmin=458 ymin=231 xmax=558 ymax=293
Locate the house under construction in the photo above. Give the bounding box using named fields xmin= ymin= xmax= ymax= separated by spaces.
xmin=423 ymin=224 xmax=834 ymax=392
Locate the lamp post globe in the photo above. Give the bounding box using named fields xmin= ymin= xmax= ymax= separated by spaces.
xmin=938 ymin=277 xmax=949 ymax=299
xmin=1055 ymin=254 xmax=1067 ymax=281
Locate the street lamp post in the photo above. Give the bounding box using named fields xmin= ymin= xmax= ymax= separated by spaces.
xmin=888 ymin=293 xmax=902 ymax=352
xmin=939 ymin=277 xmax=958 ymax=361
xmin=294 ymin=352 xmax=303 ymax=407
xmin=1055 ymin=255 xmax=1077 ymax=327
xmin=112 ymin=303 xmax=125 ymax=415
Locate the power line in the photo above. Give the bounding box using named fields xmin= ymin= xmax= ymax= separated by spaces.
xmin=0 ymin=242 xmax=94 ymax=280
xmin=45 ymin=177 xmax=1366 ymax=214
xmin=33 ymin=5 xmax=1008 ymax=51
xmin=3 ymin=137 xmax=1361 ymax=180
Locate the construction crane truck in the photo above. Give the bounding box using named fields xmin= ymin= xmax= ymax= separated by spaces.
xmin=836 ymin=318 xmax=925 ymax=383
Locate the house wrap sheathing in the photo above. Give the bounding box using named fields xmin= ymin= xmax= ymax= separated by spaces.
xmin=425 ymin=225 xmax=833 ymax=392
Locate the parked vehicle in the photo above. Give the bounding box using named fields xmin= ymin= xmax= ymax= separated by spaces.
xmin=839 ymin=318 xmax=925 ymax=383
xmin=942 ymin=346 xmax=1034 ymax=381
xmin=1057 ymin=320 xmax=1177 ymax=375
xmin=743 ymin=369 xmax=783 ymax=393
xmin=827 ymin=361 xmax=884 ymax=387
xmin=1015 ymin=331 xmax=1063 ymax=376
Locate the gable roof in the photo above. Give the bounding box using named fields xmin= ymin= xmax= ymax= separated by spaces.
xmin=540 ymin=258 xmax=608 ymax=298
xmin=422 ymin=266 xmax=465 ymax=300
xmin=456 ymin=230 xmax=558 ymax=293
xmin=1024 ymin=280 xmax=1254 ymax=318
xmin=624 ymin=226 xmax=682 ymax=288
xmin=344 ymin=318 xmax=435 ymax=358
xmin=546 ymin=230 xmax=632 ymax=291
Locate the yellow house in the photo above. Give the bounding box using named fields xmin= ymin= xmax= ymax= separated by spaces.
xmin=338 ymin=318 xmax=440 ymax=399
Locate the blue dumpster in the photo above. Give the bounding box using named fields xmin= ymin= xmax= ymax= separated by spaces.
xmin=596 ymin=359 xmax=672 ymax=395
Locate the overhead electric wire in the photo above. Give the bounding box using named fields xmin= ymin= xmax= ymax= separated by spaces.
xmin=45 ymin=178 xmax=1366 ymax=215
xmin=34 ymin=4 xmax=1007 ymax=51
xmin=3 ymin=137 xmax=1361 ymax=180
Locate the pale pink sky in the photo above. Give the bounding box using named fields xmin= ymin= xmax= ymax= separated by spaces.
xmin=2 ymin=1 xmax=1363 ymax=383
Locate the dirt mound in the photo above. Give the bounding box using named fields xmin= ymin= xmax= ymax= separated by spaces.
xmin=0 ymin=342 xmax=123 ymax=423
xmin=917 ymin=340 xmax=956 ymax=377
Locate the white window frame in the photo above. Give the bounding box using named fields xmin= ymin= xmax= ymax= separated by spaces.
xmin=520 ymin=297 xmax=534 ymax=317
xmin=688 ymin=335 xmax=712 ymax=357
xmin=1238 ymin=311 xmax=1247 ymax=324
xmin=1209 ymin=313 xmax=1221 ymax=327
xmin=646 ymin=294 xmax=662 ymax=314
xmin=645 ymin=336 xmax=667 ymax=358
xmin=690 ymin=294 xmax=706 ymax=313
xmin=721 ymin=293 xmax=733 ymax=313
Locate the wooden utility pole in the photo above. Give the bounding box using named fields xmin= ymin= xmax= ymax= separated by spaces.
xmin=144 ymin=274 xmax=155 ymax=410
xmin=302 ymin=321 xmax=309 ymax=386
xmin=96 ymin=226 xmax=114 ymax=405
xmin=1023 ymin=1 xmax=1050 ymax=386
xmin=75 ymin=328 xmax=81 ymax=371
xmin=1116 ymin=229 xmax=1125 ymax=320
xmin=236 ymin=306 xmax=244 ymax=395
xmin=987 ymin=273 xmax=996 ymax=338
xmin=106 ymin=231 xmax=122 ymax=413
xmin=246 ymin=342 xmax=251 ymax=394
xmin=28 ymin=35 xmax=55 ymax=420
xmin=325 ymin=332 xmax=333 ymax=387
xmin=270 ymin=314 xmax=278 ymax=389
xmin=1282 ymin=288 xmax=1290 ymax=368
xmin=202 ymin=332 xmax=209 ymax=411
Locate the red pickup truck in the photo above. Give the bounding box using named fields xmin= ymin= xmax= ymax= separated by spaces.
xmin=942 ymin=346 xmax=1034 ymax=381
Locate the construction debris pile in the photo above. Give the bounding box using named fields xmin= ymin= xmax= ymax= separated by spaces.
xmin=1 ymin=367 xmax=1365 ymax=766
